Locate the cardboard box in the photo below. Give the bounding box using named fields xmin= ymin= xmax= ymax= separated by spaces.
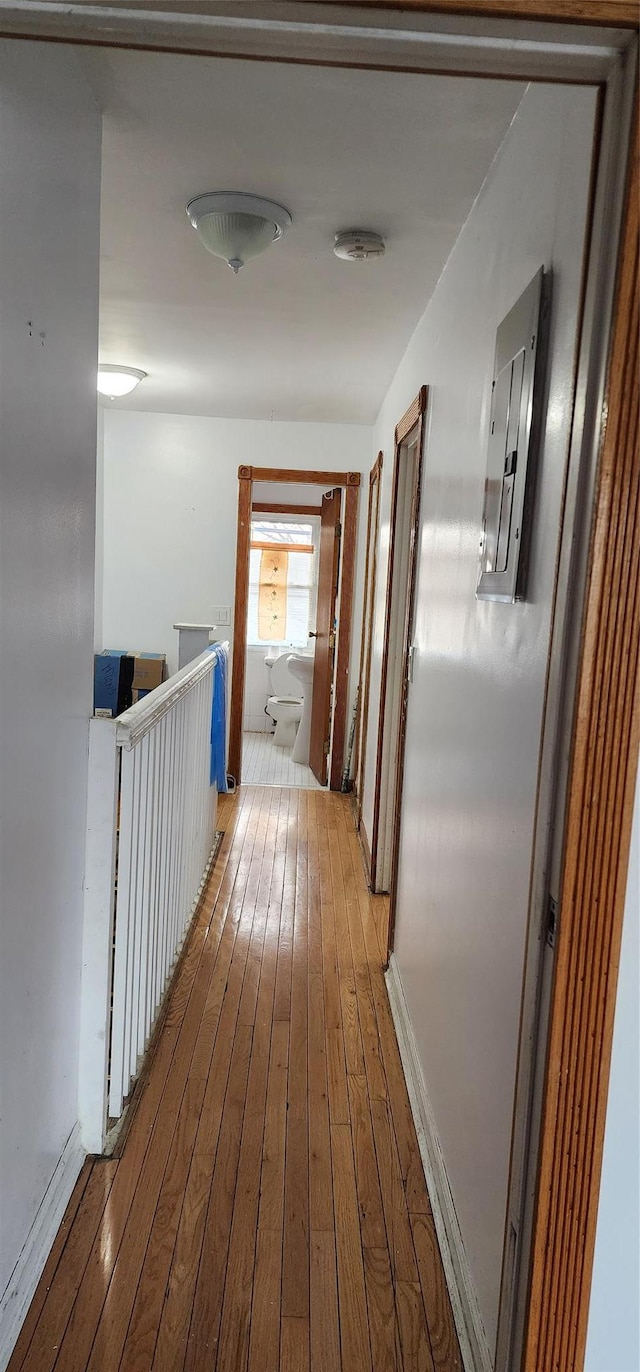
xmin=131 ymin=655 xmax=167 ymax=693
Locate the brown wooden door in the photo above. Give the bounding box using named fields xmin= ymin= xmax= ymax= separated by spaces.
xmin=308 ymin=488 xmax=341 ymax=785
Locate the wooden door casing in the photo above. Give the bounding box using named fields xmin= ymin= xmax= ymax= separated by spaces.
xmin=309 ymin=488 xmax=342 ymax=785
xmin=354 ymin=454 xmax=383 ymax=838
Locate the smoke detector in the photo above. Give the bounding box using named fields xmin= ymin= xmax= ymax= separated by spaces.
xmin=333 ymin=230 xmax=386 ymax=262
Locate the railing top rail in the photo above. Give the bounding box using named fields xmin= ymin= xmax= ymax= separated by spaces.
xmin=116 ymin=642 xmax=229 ymax=751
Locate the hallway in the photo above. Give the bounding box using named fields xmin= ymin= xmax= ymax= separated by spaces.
xmin=9 ymin=787 xmax=461 ymax=1372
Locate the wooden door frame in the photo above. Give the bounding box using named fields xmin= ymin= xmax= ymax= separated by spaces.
xmin=229 ymin=465 xmax=360 ymax=786
xmin=353 ymin=451 xmax=383 ymax=844
xmin=6 ymin=8 xmax=637 ymax=1370
xmin=370 ymin=389 xmax=428 ymax=898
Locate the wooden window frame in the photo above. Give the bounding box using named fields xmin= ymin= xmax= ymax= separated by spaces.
xmin=230 ymin=466 xmax=361 ymax=788
xmin=252 ymin=501 xmax=321 ymax=517
xmin=7 ymin=7 xmax=637 ymax=1369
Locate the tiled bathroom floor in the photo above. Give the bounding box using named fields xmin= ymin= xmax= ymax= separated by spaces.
xmin=241 ymin=731 xmax=323 ymax=788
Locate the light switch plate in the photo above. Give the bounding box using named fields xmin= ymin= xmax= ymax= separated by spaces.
xmin=477 ymin=267 xmax=549 ymax=603
xmin=212 ymin=606 xmax=231 ymax=625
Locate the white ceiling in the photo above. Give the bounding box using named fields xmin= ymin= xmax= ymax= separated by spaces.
xmin=84 ymin=49 xmax=523 ymax=424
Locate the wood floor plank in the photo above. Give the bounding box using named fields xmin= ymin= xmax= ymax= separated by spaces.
xmin=370 ymin=1097 xmax=419 ymax=1286
xmin=216 ymin=792 xmax=291 ymax=1371
xmin=331 ymin=1124 xmax=373 ymax=1372
xmin=258 ymin=1018 xmax=290 ymax=1233
xmin=363 ymin=1245 xmax=401 ymax=1372
xmin=307 ymin=796 xmax=334 ymax=1235
xmin=182 ymin=1022 xmax=254 ymax=1372
xmin=396 ymin=1280 xmax=436 ymax=1372
xmin=309 ymin=1231 xmax=340 ymax=1372
xmin=247 ymin=1228 xmax=282 ymax=1372
xmin=273 ymin=790 xmax=298 ymax=1021
xmin=347 ymin=1074 xmax=387 ymax=1250
xmin=411 ymin=1213 xmax=463 ymax=1372
xmin=316 ymin=800 xmax=350 ymax=1127
xmin=11 ymin=790 xmax=461 ymax=1372
xmin=282 ymin=790 xmax=310 ymax=1320
xmin=280 ymin=1318 xmax=310 ymax=1372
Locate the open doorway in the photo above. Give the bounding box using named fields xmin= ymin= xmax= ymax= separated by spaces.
xmin=241 ymin=496 xmax=322 ymax=787
xmin=229 ymin=465 xmax=360 ymax=788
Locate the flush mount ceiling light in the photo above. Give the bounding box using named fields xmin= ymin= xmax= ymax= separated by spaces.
xmin=334 ymin=229 xmax=386 ymax=262
xmin=97 ymin=365 xmax=147 ymax=399
xmin=186 ymin=191 xmax=292 ymax=275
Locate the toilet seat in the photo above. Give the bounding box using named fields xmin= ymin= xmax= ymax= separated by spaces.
xmin=269 ymin=654 xmax=302 ymax=700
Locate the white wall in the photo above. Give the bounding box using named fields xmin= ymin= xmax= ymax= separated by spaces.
xmin=100 ymin=412 xmax=372 ymax=723
xmin=585 ymin=763 xmax=640 ymax=1372
xmin=362 ymin=83 xmax=597 ymax=1355
xmin=0 ymin=37 xmax=100 ymax=1313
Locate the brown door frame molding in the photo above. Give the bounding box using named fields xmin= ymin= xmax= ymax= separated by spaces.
xmin=353 ymin=451 xmax=383 ymax=841
xmin=6 ymin=9 xmax=637 ymax=1371
xmin=370 ymin=389 xmax=428 ymax=899
xmin=252 ymin=501 xmax=321 ymax=517
xmin=229 ymin=465 xmax=360 ymax=787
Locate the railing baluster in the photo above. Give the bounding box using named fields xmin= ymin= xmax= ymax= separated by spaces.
xmin=108 ymin=746 xmax=136 ymax=1120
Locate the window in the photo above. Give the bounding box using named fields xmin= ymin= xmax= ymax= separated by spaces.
xmin=247 ymin=517 xmax=319 ymax=647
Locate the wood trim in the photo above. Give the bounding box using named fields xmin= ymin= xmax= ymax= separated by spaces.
xmin=371 ymin=390 xmax=427 ymax=890
xmin=353 ymin=453 xmax=383 ymax=823
xmin=330 ymin=480 xmax=360 ymax=790
xmin=250 ymin=542 xmax=314 ymax=553
xmin=370 ymin=441 xmax=402 ymax=889
xmin=522 ymin=118 xmax=640 ymax=1372
xmin=230 ymin=466 xmax=361 ymax=789
xmin=242 ymin=466 xmax=361 ymax=487
xmin=252 ymin=502 xmax=320 ymax=516
xmin=395 ymin=384 xmax=428 ymax=446
xmin=228 ymin=470 xmax=252 ymax=784
xmin=359 ymin=819 xmax=373 ymax=886
xmin=386 ymin=403 xmax=428 ymax=962
xmin=308 ymin=1 xmax=638 ymax=25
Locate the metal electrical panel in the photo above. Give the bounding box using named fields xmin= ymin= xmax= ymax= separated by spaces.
xmin=477 ymin=268 xmax=548 ymax=603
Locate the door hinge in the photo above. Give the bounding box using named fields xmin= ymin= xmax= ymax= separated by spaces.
xmin=546 ymin=895 xmax=558 ymax=949
xmin=335 ymin=521 xmax=342 ymax=539
xmin=323 ymin=740 xmax=330 ymax=756
xmin=328 ymin=631 xmax=335 ymax=650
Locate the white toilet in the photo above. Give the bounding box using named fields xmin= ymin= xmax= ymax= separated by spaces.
xmin=265 ymin=652 xmax=303 ymax=747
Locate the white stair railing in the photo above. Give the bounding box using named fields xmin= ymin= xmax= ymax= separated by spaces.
xmin=79 ymin=646 xmax=226 ymax=1152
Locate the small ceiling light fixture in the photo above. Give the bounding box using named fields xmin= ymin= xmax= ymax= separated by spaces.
xmin=186 ymin=191 xmax=292 ymax=275
xmin=97 ymin=364 xmax=147 ymax=399
xmin=333 ymin=229 xmax=386 ymax=262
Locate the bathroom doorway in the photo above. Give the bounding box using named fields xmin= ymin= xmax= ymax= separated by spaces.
xmin=229 ymin=465 xmax=360 ymax=787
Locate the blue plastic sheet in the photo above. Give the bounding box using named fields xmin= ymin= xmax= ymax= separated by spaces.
xmin=209 ymin=644 xmax=228 ymax=792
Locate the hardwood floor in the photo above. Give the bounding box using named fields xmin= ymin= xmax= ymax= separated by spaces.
xmin=8 ymin=788 xmax=462 ymax=1372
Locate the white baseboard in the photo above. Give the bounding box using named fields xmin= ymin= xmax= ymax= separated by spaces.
xmin=385 ymin=955 xmax=494 ymax=1372
xmin=0 ymin=1124 xmax=85 ymax=1372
